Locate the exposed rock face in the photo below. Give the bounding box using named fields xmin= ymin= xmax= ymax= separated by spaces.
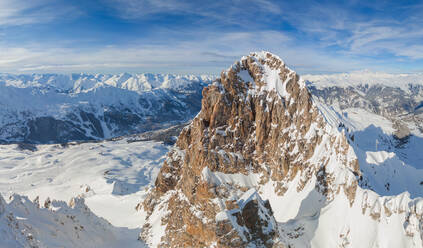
xmin=214 ymin=188 xmax=278 ymax=247
xmin=140 ymin=52 xmax=423 ymax=247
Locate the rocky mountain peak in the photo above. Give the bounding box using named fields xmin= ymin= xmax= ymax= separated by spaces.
xmin=139 ymin=52 xmax=422 ymax=247
xmin=221 ymin=51 xmax=304 ymax=103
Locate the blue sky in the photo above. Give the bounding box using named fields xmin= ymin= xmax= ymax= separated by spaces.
xmin=0 ymin=0 xmax=423 ymax=74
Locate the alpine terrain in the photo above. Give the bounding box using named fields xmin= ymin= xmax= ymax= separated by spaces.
xmin=0 ymin=52 xmax=422 ymax=248
xmin=141 ymin=52 xmax=423 ymax=247
xmin=0 ymin=73 xmax=213 ymax=144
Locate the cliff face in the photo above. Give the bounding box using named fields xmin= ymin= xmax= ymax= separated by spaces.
xmin=140 ymin=52 xmax=422 ymax=247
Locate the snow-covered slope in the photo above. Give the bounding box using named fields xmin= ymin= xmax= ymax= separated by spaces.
xmin=0 ymin=136 xmax=172 ymax=247
xmin=305 ymin=71 xmax=423 ymax=199
xmin=304 ymin=71 xmax=423 ymax=137
xmin=0 ymin=194 xmax=142 ymax=248
xmin=0 ymin=138 xmax=170 ymax=227
xmin=314 ymin=105 xmax=423 ymax=195
xmin=0 ymin=73 xmax=214 ymax=144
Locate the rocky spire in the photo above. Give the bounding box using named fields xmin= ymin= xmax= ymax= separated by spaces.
xmin=139 ymin=52 xmax=421 ymax=247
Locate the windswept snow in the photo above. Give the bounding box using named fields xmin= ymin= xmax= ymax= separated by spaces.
xmin=0 ymin=194 xmax=143 ymax=248
xmin=0 ymin=138 xmax=170 ymax=242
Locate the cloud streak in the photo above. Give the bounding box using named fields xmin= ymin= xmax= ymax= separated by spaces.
xmin=279 ymin=1 xmax=423 ymax=60
xmin=103 ymin=0 xmax=282 ymax=28
xmin=0 ymin=0 xmax=422 ymax=74
xmin=0 ymin=0 xmax=81 ymax=26
xmin=0 ymin=30 xmax=391 ymax=74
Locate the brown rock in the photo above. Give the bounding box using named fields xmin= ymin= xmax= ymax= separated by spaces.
xmin=140 ymin=52 xmax=361 ymax=247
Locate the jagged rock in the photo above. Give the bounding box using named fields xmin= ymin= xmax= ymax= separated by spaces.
xmin=140 ymin=52 xmax=422 ymax=247
xmin=140 ymin=52 xmax=361 ymax=247
xmin=44 ymin=197 xmax=51 ymax=209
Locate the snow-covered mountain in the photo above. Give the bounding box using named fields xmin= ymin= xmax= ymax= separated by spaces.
xmin=141 ymin=52 xmax=423 ymax=247
xmin=304 ymin=70 xmax=423 ymax=92
xmin=0 ymin=54 xmax=422 ymax=247
xmin=303 ymin=71 xmax=423 ymax=136
xmin=304 ymin=71 xmax=423 ymax=196
xmin=0 ymin=73 xmax=214 ymax=144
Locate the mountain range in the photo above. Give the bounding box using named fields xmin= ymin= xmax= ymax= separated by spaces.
xmin=0 ymin=53 xmax=422 ymax=247
xmin=0 ymin=73 xmax=214 ymax=143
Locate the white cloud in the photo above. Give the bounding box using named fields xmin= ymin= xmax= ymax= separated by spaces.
xmin=343 ymin=23 xmax=423 ymax=59
xmin=0 ymin=47 xmax=41 ymax=65
xmin=0 ymin=0 xmax=81 ymax=26
xmin=103 ymin=0 xmax=282 ymax=26
xmin=0 ymin=30 xmax=382 ymax=74
xmin=278 ymin=1 xmax=423 ymax=60
xmin=0 ymin=1 xmax=421 ymax=74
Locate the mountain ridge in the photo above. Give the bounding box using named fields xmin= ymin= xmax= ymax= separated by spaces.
xmin=0 ymin=73 xmax=215 ymax=92
xmin=139 ymin=52 xmax=423 ymax=247
xmin=303 ymin=71 xmax=423 ymax=92
xmin=0 ymin=73 xmax=214 ymax=144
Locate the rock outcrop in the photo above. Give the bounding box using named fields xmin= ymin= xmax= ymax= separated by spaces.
xmin=140 ymin=52 xmax=423 ymax=247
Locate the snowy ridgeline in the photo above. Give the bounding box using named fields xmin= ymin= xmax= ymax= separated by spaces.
xmin=0 ymin=73 xmax=215 ymax=93
xmin=304 ymin=71 xmax=423 ymax=124
xmin=303 ymin=70 xmax=423 ymax=91
xmin=0 ymin=73 xmax=215 ymax=144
